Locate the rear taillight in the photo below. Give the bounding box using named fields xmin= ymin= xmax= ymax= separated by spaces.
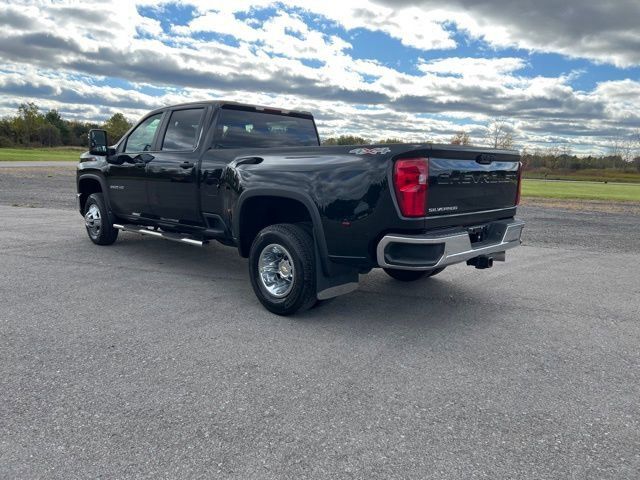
xmin=393 ymin=158 xmax=428 ymax=217
xmin=515 ymin=162 xmax=522 ymax=205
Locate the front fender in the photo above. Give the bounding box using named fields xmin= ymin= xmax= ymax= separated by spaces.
xmin=76 ymin=172 xmax=112 ymax=216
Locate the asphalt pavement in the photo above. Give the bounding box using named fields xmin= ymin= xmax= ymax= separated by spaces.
xmin=1 ymin=166 xmax=639 ymax=479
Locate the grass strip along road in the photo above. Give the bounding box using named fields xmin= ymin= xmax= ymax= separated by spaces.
xmin=0 ymin=148 xmax=84 ymax=162
xmin=525 ymin=169 xmax=640 ymax=184
xmin=522 ymin=179 xmax=640 ymax=203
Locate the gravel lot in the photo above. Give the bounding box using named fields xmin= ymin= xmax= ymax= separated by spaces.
xmin=1 ymin=165 xmax=639 ymax=479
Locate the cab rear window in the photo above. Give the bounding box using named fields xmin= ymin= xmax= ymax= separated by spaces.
xmin=212 ymin=108 xmax=319 ymax=148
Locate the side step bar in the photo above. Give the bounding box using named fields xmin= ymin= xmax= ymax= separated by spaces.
xmin=113 ymin=224 xmax=206 ymax=247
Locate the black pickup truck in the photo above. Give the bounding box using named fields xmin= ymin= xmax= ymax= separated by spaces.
xmin=77 ymin=101 xmax=524 ymax=315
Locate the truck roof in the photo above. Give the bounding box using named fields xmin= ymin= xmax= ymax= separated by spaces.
xmin=148 ymin=100 xmax=313 ymax=118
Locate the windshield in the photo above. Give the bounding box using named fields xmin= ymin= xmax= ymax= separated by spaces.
xmin=212 ymin=108 xmax=319 ymax=148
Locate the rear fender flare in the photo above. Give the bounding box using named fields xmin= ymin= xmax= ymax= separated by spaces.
xmin=234 ymin=188 xmax=330 ymax=275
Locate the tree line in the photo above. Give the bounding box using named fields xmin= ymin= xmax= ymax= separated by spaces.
xmin=0 ymin=102 xmax=133 ymax=148
xmin=522 ymin=148 xmax=640 ymax=172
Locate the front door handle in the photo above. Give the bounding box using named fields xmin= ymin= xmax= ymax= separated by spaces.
xmin=180 ymin=161 xmax=195 ymax=169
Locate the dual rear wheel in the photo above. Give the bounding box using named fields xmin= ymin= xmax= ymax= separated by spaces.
xmin=249 ymin=224 xmax=317 ymax=316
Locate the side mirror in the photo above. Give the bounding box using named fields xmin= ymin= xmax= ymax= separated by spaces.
xmin=89 ymin=129 xmax=108 ymax=156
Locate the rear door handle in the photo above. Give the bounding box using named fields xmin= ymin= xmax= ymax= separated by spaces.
xmin=180 ymin=161 xmax=195 ymax=169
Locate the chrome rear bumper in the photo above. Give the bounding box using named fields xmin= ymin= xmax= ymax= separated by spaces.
xmin=376 ymin=218 xmax=525 ymax=271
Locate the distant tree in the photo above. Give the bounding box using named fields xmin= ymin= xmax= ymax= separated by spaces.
xmin=609 ymin=134 xmax=628 ymax=161
xmin=15 ymin=102 xmax=45 ymax=145
xmin=69 ymin=120 xmax=101 ymax=146
xmin=36 ymin=123 xmax=61 ymax=147
xmin=378 ymin=138 xmax=405 ymax=144
xmin=450 ymin=131 xmax=471 ymax=145
xmin=45 ymin=109 xmax=70 ymax=145
xmin=103 ymin=113 xmax=132 ymax=143
xmin=322 ymin=135 xmax=369 ymax=145
xmin=0 ymin=118 xmax=15 ymax=146
xmin=485 ymin=118 xmax=514 ymax=149
xmin=559 ymin=143 xmax=573 ymax=157
xmin=610 ymin=130 xmax=640 ymax=162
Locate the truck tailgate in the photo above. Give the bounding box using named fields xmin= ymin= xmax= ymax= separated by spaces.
xmin=427 ymin=153 xmax=520 ymax=216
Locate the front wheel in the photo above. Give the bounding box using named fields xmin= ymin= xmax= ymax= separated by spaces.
xmin=249 ymin=224 xmax=317 ymax=316
xmin=84 ymin=193 xmax=118 ymax=245
xmin=383 ymin=267 xmax=445 ymax=282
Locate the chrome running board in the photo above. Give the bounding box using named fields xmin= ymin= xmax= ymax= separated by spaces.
xmin=113 ymin=224 xmax=206 ymax=247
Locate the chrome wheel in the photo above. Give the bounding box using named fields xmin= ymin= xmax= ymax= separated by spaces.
xmin=85 ymin=203 xmax=102 ymax=238
xmin=258 ymin=243 xmax=295 ymax=298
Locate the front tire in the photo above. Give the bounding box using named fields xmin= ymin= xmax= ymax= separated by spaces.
xmin=383 ymin=267 xmax=445 ymax=282
xmin=84 ymin=193 xmax=118 ymax=245
xmin=249 ymin=224 xmax=317 ymax=316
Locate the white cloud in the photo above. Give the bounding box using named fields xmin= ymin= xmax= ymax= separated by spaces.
xmin=172 ymin=10 xmax=262 ymax=42
xmin=418 ymin=57 xmax=526 ymax=77
xmin=376 ymin=0 xmax=640 ymax=68
xmin=160 ymin=0 xmax=457 ymax=51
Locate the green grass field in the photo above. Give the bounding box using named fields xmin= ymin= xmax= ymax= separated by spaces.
xmin=0 ymin=147 xmax=85 ymax=162
xmin=522 ymin=179 xmax=640 ymax=202
xmin=525 ymin=169 xmax=640 ymax=184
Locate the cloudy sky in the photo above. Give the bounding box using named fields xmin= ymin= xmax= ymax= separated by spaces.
xmin=1 ymin=0 xmax=639 ymax=153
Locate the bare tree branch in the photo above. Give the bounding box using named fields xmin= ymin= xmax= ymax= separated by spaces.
xmin=450 ymin=130 xmax=471 ymax=145
xmin=485 ymin=118 xmax=514 ymax=149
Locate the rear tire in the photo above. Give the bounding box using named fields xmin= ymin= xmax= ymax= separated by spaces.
xmin=84 ymin=193 xmax=118 ymax=245
xmin=249 ymin=224 xmax=317 ymax=316
xmin=383 ymin=267 xmax=445 ymax=282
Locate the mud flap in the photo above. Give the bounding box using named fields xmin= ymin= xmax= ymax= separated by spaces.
xmin=314 ymin=241 xmax=360 ymax=300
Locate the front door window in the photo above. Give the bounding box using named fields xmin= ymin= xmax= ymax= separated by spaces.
xmin=124 ymin=113 xmax=163 ymax=153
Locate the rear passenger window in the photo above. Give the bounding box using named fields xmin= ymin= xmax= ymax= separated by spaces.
xmin=161 ymin=108 xmax=205 ymax=151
